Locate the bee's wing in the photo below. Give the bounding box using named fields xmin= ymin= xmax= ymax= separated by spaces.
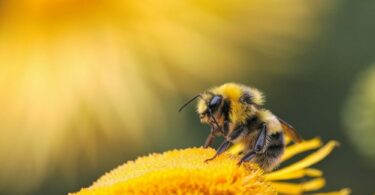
xmin=277 ymin=116 xmax=303 ymax=143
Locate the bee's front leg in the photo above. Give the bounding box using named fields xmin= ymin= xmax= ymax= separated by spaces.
xmin=205 ymin=125 xmax=247 ymax=162
xmin=203 ymin=131 xmax=216 ymax=148
xmin=204 ymin=140 xmax=232 ymax=162
xmin=203 ymin=125 xmax=223 ymax=148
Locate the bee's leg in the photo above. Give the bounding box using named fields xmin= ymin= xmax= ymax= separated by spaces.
xmin=204 ymin=140 xmax=232 ymax=162
xmin=228 ymin=125 xmax=246 ymax=141
xmin=237 ymin=151 xmax=256 ymax=165
xmin=205 ymin=125 xmax=246 ymax=162
xmin=203 ymin=132 xmax=215 ymax=148
xmin=254 ymin=123 xmax=268 ymax=153
xmin=223 ymin=120 xmax=229 ymax=135
xmin=237 ymin=124 xmax=268 ymax=165
xmin=204 ymin=126 xmax=223 ymax=148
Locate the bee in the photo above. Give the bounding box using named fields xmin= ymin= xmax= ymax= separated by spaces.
xmin=179 ymin=83 xmax=302 ymax=171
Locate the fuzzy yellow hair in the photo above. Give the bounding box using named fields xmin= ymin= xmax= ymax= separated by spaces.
xmin=243 ymin=86 xmax=265 ymax=106
xmin=256 ymin=109 xmax=282 ymax=134
xmin=196 ymin=83 xmax=265 ymax=124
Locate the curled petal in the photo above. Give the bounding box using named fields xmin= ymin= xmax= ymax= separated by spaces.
xmin=272 ymin=177 xmax=325 ymax=194
xmin=282 ymin=138 xmax=323 ymax=162
xmin=266 ymin=141 xmax=339 ymax=178
xmin=309 ymin=188 xmax=351 ymax=195
xmin=265 ymin=168 xmax=322 ymax=181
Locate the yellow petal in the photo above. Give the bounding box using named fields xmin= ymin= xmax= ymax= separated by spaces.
xmin=282 ymin=138 xmax=323 ymax=162
xmin=285 ymin=136 xmax=292 ymax=145
xmin=266 ymin=141 xmax=339 ymax=178
xmin=265 ymin=168 xmax=322 ymax=181
xmin=309 ymin=188 xmax=351 ymax=195
xmin=272 ymin=177 xmax=325 ymax=194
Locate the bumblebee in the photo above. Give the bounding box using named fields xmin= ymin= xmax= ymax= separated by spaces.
xmin=179 ymin=83 xmax=302 ymax=171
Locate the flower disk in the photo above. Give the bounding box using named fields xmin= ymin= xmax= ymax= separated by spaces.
xmin=71 ymin=148 xmax=275 ymax=195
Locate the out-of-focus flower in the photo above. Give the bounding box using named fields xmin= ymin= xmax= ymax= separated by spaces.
xmin=70 ymin=138 xmax=349 ymax=195
xmin=0 ymin=0 xmax=333 ymax=192
xmin=342 ymin=63 xmax=375 ymax=166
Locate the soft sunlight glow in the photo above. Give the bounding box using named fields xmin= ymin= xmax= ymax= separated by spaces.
xmin=0 ymin=0 xmax=332 ymax=192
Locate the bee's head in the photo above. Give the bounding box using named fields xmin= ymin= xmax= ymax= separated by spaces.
xmin=196 ymin=93 xmax=223 ymax=124
xmin=178 ymin=92 xmax=224 ymax=130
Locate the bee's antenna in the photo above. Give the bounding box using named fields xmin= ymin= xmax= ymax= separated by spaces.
xmin=178 ymin=94 xmax=201 ymax=112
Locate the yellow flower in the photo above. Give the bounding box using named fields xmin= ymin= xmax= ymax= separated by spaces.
xmin=70 ymin=138 xmax=350 ymax=195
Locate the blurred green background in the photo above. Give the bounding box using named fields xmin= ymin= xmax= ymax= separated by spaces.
xmin=0 ymin=0 xmax=374 ymax=194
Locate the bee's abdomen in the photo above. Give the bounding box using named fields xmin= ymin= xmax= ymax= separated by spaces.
xmin=267 ymin=132 xmax=284 ymax=157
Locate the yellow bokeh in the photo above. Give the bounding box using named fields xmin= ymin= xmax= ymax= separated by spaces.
xmin=342 ymin=63 xmax=375 ymax=166
xmin=0 ymin=0 xmax=333 ymax=193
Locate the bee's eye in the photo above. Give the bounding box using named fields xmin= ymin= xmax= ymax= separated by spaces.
xmin=209 ymin=95 xmax=222 ymax=108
